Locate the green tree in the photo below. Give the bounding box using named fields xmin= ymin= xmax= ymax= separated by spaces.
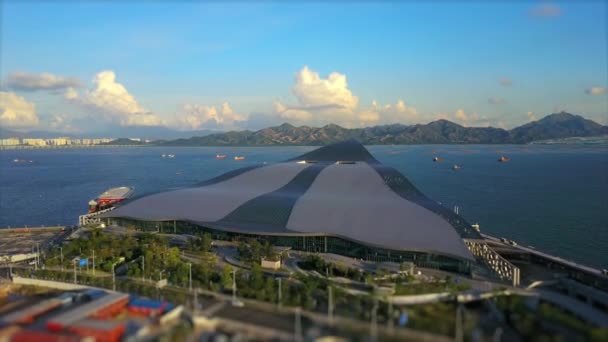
xmin=221 ymin=265 xmax=233 ymax=290
xmin=250 ymin=263 xmax=264 ymax=291
xmin=201 ymin=233 xmax=212 ymax=253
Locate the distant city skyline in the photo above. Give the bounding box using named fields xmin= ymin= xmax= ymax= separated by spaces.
xmin=0 ymin=1 xmax=606 ymax=135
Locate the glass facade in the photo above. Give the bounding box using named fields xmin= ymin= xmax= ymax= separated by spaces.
xmin=107 ymin=217 xmax=472 ymax=274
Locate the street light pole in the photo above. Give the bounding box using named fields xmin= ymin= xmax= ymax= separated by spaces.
xmin=232 ymin=269 xmax=236 ymax=301
xmin=188 ymin=263 xmax=192 ymax=292
xmin=328 ymin=285 xmax=334 ymax=326
xmin=141 ymin=256 xmax=145 ymax=282
xmin=388 ymin=299 xmax=394 ymax=334
xmin=294 ymin=307 xmax=302 ymax=342
xmin=91 ymin=250 xmax=95 ymax=276
xmin=59 ymin=247 xmax=63 ymax=271
xmin=277 ymin=277 xmax=282 ymax=308
xmin=112 ymin=263 xmax=116 ymax=291
xmin=73 ymin=260 xmax=77 ymax=284
xmin=370 ymin=297 xmax=378 ymax=342
xmin=455 ymin=303 xmax=464 ymax=342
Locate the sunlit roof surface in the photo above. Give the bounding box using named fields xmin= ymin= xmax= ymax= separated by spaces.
xmin=104 ymin=140 xmax=479 ymax=260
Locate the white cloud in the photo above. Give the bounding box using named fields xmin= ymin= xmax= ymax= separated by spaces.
xmin=273 ymin=66 xmax=419 ymax=127
xmin=68 ymin=70 xmax=163 ymax=127
xmin=273 ymin=101 xmax=314 ymax=122
xmin=358 ymin=99 xmax=420 ymax=126
xmin=64 ymin=87 xmax=79 ymax=100
xmin=499 ymin=78 xmax=512 ymax=87
xmin=526 ymin=111 xmax=538 ymax=122
xmin=436 ymin=109 xmax=491 ymax=127
xmin=0 ymin=92 xmax=39 ymax=129
xmin=272 ymin=66 xmax=360 ymax=126
xmin=6 ymin=71 xmax=81 ymax=91
xmin=529 ymin=3 xmax=561 ymax=17
xmin=585 ymin=87 xmax=607 ymax=96
xmin=47 ymin=114 xmax=78 ymax=132
xmin=292 ymin=66 xmax=359 ymax=111
xmin=172 ymin=102 xmax=246 ymax=130
xmin=488 ymin=97 xmax=506 ymax=105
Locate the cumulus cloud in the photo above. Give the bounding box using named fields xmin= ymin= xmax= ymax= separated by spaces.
xmin=172 ymin=102 xmax=246 ymax=130
xmin=435 ymin=109 xmax=491 ymax=127
xmin=272 ymin=66 xmax=361 ymax=126
xmin=292 ymin=66 xmax=359 ymax=111
xmin=64 ymin=87 xmax=79 ymax=100
xmin=529 ymin=3 xmax=561 ymax=17
xmin=585 ymin=87 xmax=606 ymax=96
xmin=499 ymin=78 xmax=512 ymax=87
xmin=273 ymin=101 xmax=314 ymax=122
xmin=488 ymin=97 xmax=506 ymax=105
xmin=526 ymin=111 xmax=537 ymax=122
xmin=47 ymin=114 xmax=78 ymax=132
xmin=273 ymin=66 xmax=419 ymax=127
xmin=358 ymin=99 xmax=420 ymax=126
xmin=67 ymin=70 xmax=163 ymax=127
xmin=0 ymin=91 xmax=40 ymax=128
xmin=6 ymin=71 xmax=81 ymax=91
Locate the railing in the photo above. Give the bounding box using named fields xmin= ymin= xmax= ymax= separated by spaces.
xmin=465 ymin=239 xmax=520 ymax=286
xmin=78 ymin=207 xmax=115 ymax=226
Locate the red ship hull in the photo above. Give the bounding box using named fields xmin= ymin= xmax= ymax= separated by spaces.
xmin=88 ymin=187 xmax=133 ymax=213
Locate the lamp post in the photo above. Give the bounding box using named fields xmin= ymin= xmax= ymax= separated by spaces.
xmin=328 ymin=285 xmax=334 ymax=326
xmin=91 ymin=250 xmax=95 ymax=276
xmin=277 ymin=277 xmax=282 ymax=308
xmin=141 ymin=256 xmax=145 ymax=282
xmin=73 ymin=260 xmax=77 ymax=284
xmin=370 ymin=298 xmax=378 ymax=342
xmin=388 ymin=298 xmax=394 ymax=334
xmin=294 ymin=307 xmax=302 ymax=342
xmin=59 ymin=247 xmax=63 ymax=271
xmin=232 ymin=269 xmax=236 ymax=301
xmin=188 ymin=263 xmax=192 ymax=292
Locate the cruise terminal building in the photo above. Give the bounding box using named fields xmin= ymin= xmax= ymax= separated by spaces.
xmin=102 ymin=141 xmax=483 ymax=274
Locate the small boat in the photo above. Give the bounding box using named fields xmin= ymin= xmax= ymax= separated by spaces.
xmin=12 ymin=159 xmax=31 ymax=164
xmin=167 ymin=154 xmax=175 ymax=158
xmin=433 ymin=156 xmax=443 ymax=162
xmin=215 ymin=154 xmax=227 ymax=159
xmin=161 ymin=154 xmax=167 ymax=158
xmin=234 ymin=156 xmax=245 ymax=161
xmin=452 ymin=165 xmax=461 ymax=170
xmin=498 ymin=156 xmax=510 ymax=162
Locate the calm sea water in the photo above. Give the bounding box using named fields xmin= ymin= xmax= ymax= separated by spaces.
xmin=1 ymin=145 xmax=607 ymax=268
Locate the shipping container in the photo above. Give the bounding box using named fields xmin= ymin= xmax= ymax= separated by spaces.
xmin=47 ymin=293 xmax=128 ymax=331
xmin=0 ymin=299 xmax=62 ymax=325
xmin=10 ymin=329 xmax=80 ymax=342
xmin=69 ymin=319 xmax=125 ymax=342
xmin=127 ymin=298 xmax=169 ymax=316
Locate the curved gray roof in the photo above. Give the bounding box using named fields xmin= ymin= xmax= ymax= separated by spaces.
xmin=104 ymin=140 xmax=479 ymax=260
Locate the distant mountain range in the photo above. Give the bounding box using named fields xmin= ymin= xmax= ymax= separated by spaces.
xmin=3 ymin=112 xmax=605 ymax=145
xmin=159 ymin=112 xmax=608 ymax=146
xmin=0 ymin=126 xmax=219 ymax=140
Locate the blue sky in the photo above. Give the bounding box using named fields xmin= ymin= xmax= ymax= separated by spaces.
xmin=1 ymin=1 xmax=606 ymax=134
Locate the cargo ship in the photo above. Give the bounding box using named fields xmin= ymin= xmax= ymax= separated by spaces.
xmin=234 ymin=156 xmax=245 ymax=161
xmin=216 ymin=154 xmax=226 ymax=159
xmin=88 ymin=187 xmax=134 ymax=213
xmin=498 ymin=156 xmax=510 ymax=162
